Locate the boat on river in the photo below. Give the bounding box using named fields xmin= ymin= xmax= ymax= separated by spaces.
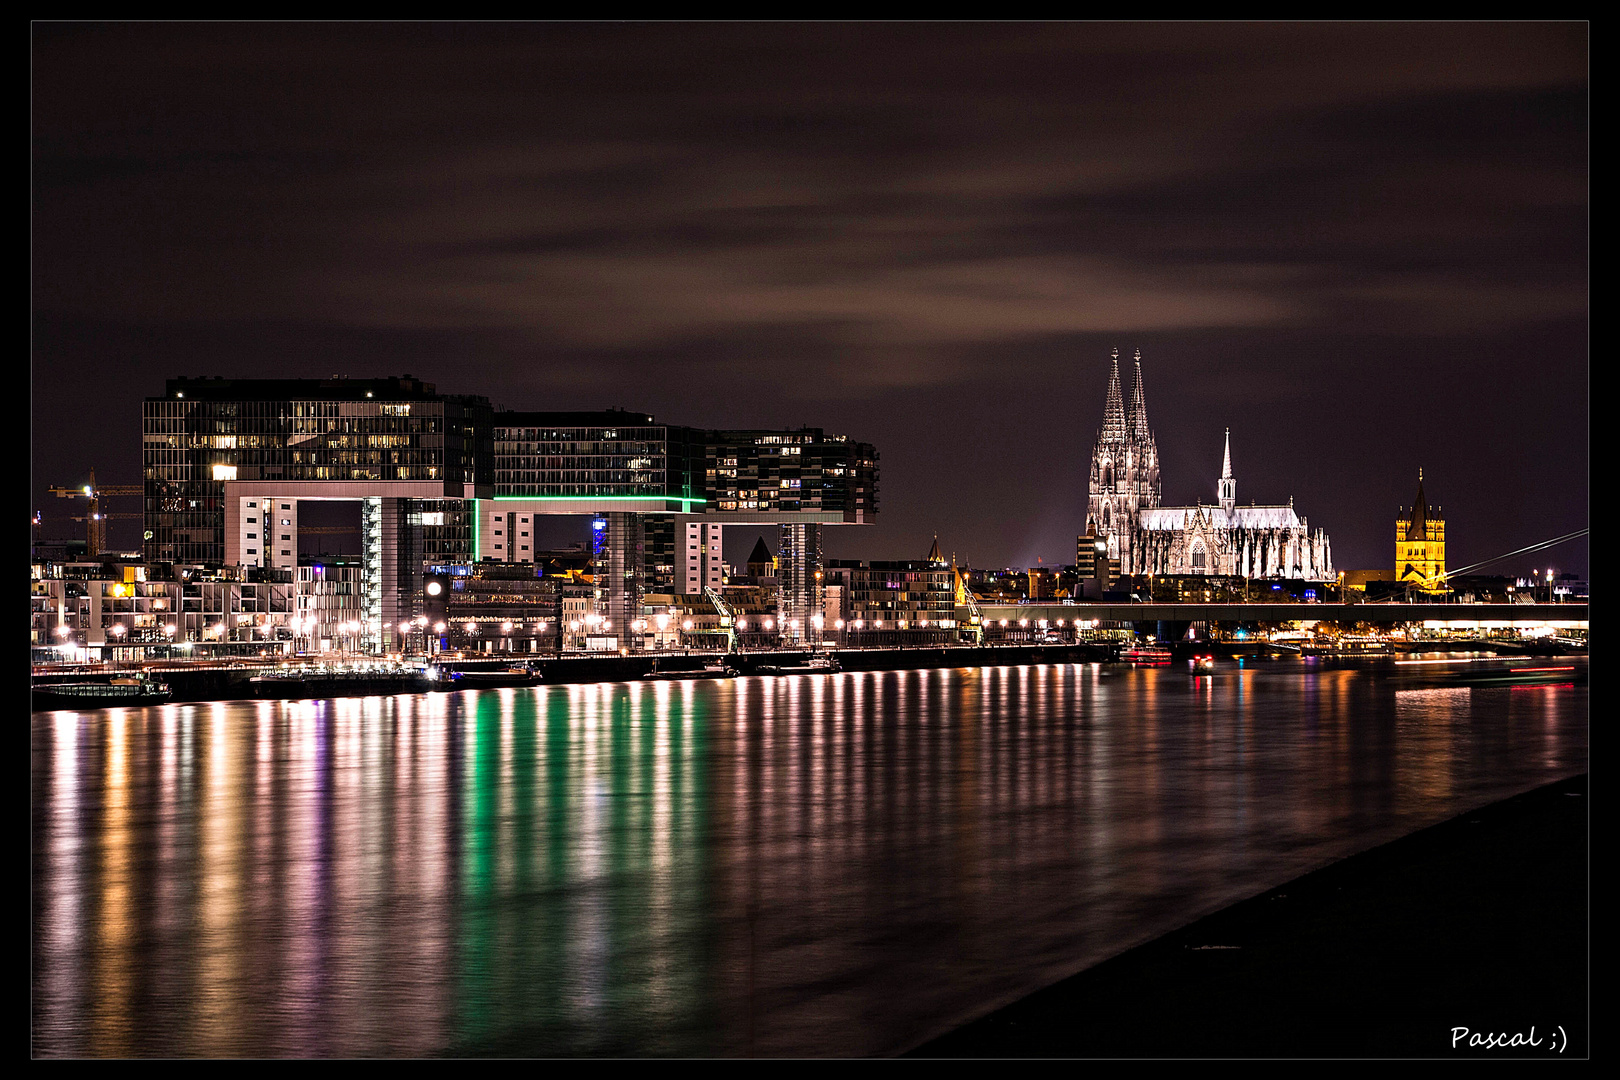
xmin=443 ymin=665 xmax=543 ymax=688
xmin=1119 ymin=644 xmax=1173 ymax=664
xmin=32 ymin=674 xmax=173 ymax=711
xmin=754 ymin=657 xmax=841 ymax=675
xmin=1446 ymin=661 xmax=1587 ymax=687
xmin=642 ymin=663 xmax=737 ymax=681
xmin=1301 ymin=636 xmax=1394 ymax=657
xmin=249 ymin=666 xmax=436 ymax=699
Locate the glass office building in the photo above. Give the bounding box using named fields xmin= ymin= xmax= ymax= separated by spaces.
xmin=143 ymin=376 xmax=493 ymax=567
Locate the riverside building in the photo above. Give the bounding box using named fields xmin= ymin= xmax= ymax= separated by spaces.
xmin=141 ymin=378 xmax=877 ymax=653
xmin=824 ymin=545 xmax=958 ymax=647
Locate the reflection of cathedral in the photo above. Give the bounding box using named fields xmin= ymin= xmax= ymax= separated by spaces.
xmin=1084 ymin=349 xmax=1333 ymax=581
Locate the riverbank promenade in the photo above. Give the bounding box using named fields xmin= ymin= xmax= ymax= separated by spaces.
xmin=911 ymin=774 xmax=1588 ymax=1058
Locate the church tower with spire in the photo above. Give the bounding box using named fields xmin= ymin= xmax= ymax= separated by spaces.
xmin=1126 ymin=348 xmax=1161 ymax=513
xmin=1087 ymin=348 xmax=1161 ymax=568
xmin=1396 ymin=470 xmax=1445 ymax=590
xmin=1218 ymin=428 xmax=1236 ymax=515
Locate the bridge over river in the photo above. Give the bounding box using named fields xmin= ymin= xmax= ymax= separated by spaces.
xmin=977 ymin=601 xmax=1587 ymax=629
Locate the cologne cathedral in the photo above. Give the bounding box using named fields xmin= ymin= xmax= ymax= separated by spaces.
xmin=1084 ymin=349 xmax=1333 ymax=581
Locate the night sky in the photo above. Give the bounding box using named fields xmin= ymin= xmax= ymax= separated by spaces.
xmin=32 ymin=23 xmax=1588 ymax=578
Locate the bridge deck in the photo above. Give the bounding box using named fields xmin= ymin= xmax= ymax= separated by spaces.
xmin=976 ymin=602 xmax=1587 ymax=625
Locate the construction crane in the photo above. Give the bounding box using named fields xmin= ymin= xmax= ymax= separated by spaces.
xmin=48 ymin=468 xmax=143 ymax=556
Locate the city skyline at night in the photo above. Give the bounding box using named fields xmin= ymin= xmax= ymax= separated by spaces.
xmin=33 ymin=23 xmax=1587 ymax=578
xmin=30 ymin=24 xmax=1589 ymax=1063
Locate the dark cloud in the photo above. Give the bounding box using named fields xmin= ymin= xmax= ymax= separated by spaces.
xmin=33 ymin=23 xmax=1587 ymax=576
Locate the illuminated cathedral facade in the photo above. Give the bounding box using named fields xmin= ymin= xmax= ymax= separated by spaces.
xmin=1084 ymin=349 xmax=1333 ymax=581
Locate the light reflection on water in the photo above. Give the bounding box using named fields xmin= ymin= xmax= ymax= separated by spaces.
xmin=32 ymin=662 xmax=1586 ymax=1057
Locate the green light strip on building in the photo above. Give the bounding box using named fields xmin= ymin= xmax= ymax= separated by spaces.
xmin=492 ymin=495 xmax=706 ymax=506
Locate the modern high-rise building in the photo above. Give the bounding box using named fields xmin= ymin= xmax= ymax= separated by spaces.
xmin=144 ymin=376 xmax=492 ymax=652
xmin=143 ymin=379 xmax=878 ymax=652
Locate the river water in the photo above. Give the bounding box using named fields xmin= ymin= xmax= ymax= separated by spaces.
xmin=31 ymin=659 xmax=1587 ymax=1057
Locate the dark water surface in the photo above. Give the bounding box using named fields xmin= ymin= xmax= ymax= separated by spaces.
xmin=32 ymin=661 xmax=1587 ymax=1057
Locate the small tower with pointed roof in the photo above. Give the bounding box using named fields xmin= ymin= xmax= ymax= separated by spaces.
xmin=1218 ymin=428 xmax=1236 ymax=516
xmin=1395 ymin=469 xmax=1446 ymax=590
xmin=746 ymin=536 xmax=776 ymax=584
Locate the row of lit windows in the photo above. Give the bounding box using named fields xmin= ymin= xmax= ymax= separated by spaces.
xmin=291 ymin=401 xmax=439 ymax=418
xmin=495 ymin=454 xmax=665 ymax=468
xmin=494 ymin=428 xmax=661 ymax=442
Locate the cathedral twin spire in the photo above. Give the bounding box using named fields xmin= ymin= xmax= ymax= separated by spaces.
xmin=1088 ymin=348 xmax=1161 ymax=561
xmin=1127 ymin=348 xmax=1152 ymax=447
xmin=1099 ymin=347 xmax=1156 ymax=450
xmin=1101 ymin=348 xmax=1129 ymax=444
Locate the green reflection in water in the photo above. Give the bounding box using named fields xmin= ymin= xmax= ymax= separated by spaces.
xmin=445 ymin=685 xmax=714 ymax=1056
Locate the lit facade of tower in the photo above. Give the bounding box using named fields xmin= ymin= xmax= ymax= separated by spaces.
xmin=1086 ymin=348 xmax=1160 ymax=564
xmin=1396 ymin=470 xmax=1445 ymax=590
xmin=1218 ymin=428 xmax=1236 ymax=515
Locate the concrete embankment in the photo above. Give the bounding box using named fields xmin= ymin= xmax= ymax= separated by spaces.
xmin=512 ymin=643 xmax=1115 ymax=682
xmin=34 ymin=639 xmax=1584 ymax=707
xmin=34 ymin=643 xmax=1119 ymax=706
xmin=908 ymin=773 xmax=1589 ymax=1059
